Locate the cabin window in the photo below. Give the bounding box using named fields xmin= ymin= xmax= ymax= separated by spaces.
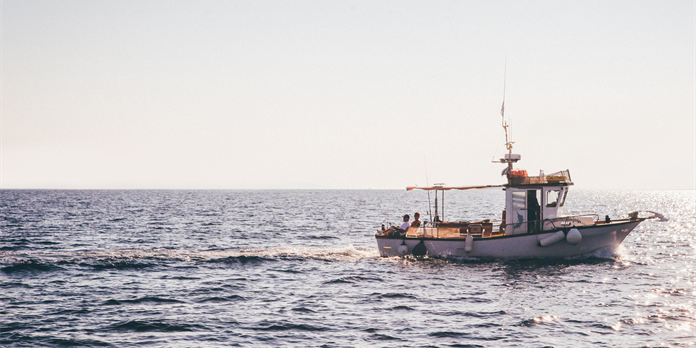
xmin=546 ymin=190 xmax=561 ymax=207
xmin=512 ymin=191 xmax=526 ymax=209
xmin=559 ymin=189 xmax=568 ymax=207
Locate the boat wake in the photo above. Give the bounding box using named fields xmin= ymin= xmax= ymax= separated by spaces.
xmin=0 ymin=245 xmax=381 ymax=266
xmin=567 ymin=245 xmax=625 ymax=261
xmin=214 ymin=245 xmax=380 ymax=262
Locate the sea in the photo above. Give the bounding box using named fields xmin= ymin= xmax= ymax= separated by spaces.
xmin=1 ymin=189 xmax=694 ymax=347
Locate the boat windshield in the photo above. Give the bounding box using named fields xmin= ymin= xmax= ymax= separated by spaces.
xmin=546 ymin=190 xmax=560 ymax=207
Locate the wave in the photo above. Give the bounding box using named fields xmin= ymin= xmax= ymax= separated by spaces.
xmin=375 ymin=292 xmax=418 ymax=299
xmin=103 ymin=296 xmax=185 ymax=305
xmin=323 ymin=276 xmax=384 ymax=284
xmin=207 ymin=255 xmax=276 ymax=264
xmin=1 ymin=260 xmax=65 ymax=274
xmin=428 ymin=331 xmax=470 ymax=338
xmin=518 ymin=315 xmax=560 ymax=327
xmin=107 ymin=319 xmax=206 ymax=332
xmin=250 ymin=322 xmax=330 ymax=332
xmin=81 ymin=260 xmax=159 ymax=270
xmin=428 ymin=310 xmax=506 ymax=318
xmin=45 ymin=338 xmax=112 ymax=347
xmin=196 ymin=295 xmax=245 ymax=303
xmin=366 ymin=333 xmax=403 ymax=341
xmin=391 ymin=305 xmax=415 ymax=310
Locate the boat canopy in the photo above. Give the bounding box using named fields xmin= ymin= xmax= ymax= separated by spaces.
xmin=406 ymin=184 xmax=504 ymax=191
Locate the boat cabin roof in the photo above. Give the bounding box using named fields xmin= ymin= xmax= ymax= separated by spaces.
xmin=406 ymin=170 xmax=573 ymax=191
xmin=506 ymin=170 xmax=573 ymax=187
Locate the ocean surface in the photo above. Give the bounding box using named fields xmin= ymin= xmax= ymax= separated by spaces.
xmin=1 ymin=189 xmax=694 ymax=347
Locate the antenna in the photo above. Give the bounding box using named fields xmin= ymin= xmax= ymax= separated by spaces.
xmin=493 ymin=56 xmax=519 ymax=175
xmin=502 ymin=56 xmax=506 ymax=124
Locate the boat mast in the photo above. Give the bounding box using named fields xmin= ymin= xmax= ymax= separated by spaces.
xmin=496 ymin=58 xmax=519 ymax=173
xmin=502 ymin=59 xmax=511 ymax=172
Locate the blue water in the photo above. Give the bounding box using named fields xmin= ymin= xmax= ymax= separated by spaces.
xmin=1 ymin=189 xmax=694 ymax=347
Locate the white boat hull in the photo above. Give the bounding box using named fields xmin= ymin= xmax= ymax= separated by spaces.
xmin=375 ymin=220 xmax=641 ymax=260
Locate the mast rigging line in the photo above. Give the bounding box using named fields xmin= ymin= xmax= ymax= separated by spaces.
xmin=491 ymin=131 xmax=504 ymax=162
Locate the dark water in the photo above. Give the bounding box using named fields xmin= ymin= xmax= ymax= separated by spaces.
xmin=1 ymin=189 xmax=693 ymax=347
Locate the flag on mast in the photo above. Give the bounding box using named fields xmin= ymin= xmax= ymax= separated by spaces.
xmin=500 ymin=101 xmax=504 ymax=117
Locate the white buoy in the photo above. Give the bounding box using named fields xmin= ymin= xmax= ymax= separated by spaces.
xmin=539 ymin=230 xmax=566 ymax=247
xmin=465 ymin=234 xmax=474 ymax=252
xmin=398 ymin=244 xmax=408 ymax=255
xmin=566 ymin=228 xmax=582 ymax=245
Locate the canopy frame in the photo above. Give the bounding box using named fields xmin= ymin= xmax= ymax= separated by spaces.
xmin=406 ymin=184 xmax=504 ymax=191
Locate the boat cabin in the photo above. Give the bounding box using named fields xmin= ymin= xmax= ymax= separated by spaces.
xmin=504 ymin=169 xmax=575 ymax=235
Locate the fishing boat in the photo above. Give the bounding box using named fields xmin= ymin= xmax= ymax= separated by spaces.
xmin=375 ymin=91 xmax=663 ymax=260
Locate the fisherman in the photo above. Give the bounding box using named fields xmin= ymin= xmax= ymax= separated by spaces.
xmin=397 ymin=214 xmax=410 ymax=234
xmin=385 ymin=214 xmax=411 ymax=236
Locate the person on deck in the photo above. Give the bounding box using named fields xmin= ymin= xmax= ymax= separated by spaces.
xmin=529 ymin=194 xmax=540 ymax=233
xmin=385 ymin=215 xmax=411 ymax=236
xmin=398 ymin=214 xmax=410 ymax=231
xmin=411 ymin=212 xmax=421 ymax=228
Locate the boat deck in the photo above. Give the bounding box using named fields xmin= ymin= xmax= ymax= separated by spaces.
xmin=378 ymin=218 xmax=641 ymax=241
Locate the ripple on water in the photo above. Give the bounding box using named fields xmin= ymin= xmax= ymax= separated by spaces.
xmin=107 ymin=319 xmax=206 ymax=333
xmin=0 ymin=189 xmax=692 ymax=347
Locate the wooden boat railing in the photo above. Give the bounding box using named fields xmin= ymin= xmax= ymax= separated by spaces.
xmin=401 ymin=211 xmax=599 ymax=239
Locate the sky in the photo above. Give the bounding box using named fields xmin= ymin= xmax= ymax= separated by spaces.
xmin=2 ymin=0 xmax=695 ymax=190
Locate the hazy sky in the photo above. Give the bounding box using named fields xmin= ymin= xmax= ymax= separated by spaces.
xmin=2 ymin=0 xmax=694 ymax=189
